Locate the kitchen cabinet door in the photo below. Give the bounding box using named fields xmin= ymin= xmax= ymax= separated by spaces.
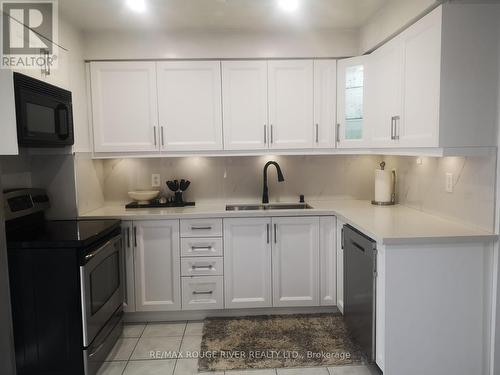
xmin=320 ymin=216 xmax=336 ymax=306
xmin=313 ymin=60 xmax=337 ymax=149
xmin=222 ymin=61 xmax=269 ymax=150
xmin=224 ymin=218 xmax=272 ymax=308
xmin=157 ymin=61 xmax=223 ymax=151
xmin=366 ymin=37 xmax=403 ymax=148
xmin=90 ymin=61 xmax=159 ymax=153
xmin=336 ymin=218 xmax=345 ymax=314
xmin=399 ymin=6 xmax=441 ymax=147
xmin=134 ymin=220 xmax=181 ymax=311
xmin=268 ymin=60 xmax=314 ymax=149
xmin=272 ymin=216 xmax=320 ymax=307
xmin=336 ymin=56 xmax=370 ymax=148
xmin=121 ymin=221 xmax=135 ymax=313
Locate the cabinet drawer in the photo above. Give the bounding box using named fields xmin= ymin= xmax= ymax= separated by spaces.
xmin=181 ymin=238 xmax=223 ymax=257
xmin=181 ymin=257 xmax=224 ymax=276
xmin=180 ymin=219 xmax=222 ymax=237
xmin=181 ymin=276 xmax=223 ymax=310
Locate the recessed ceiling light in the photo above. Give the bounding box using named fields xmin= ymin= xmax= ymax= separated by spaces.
xmin=126 ymin=0 xmax=146 ymax=13
xmin=278 ymin=0 xmax=299 ymax=13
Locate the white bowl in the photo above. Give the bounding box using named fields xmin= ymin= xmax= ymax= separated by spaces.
xmin=128 ymin=190 xmax=159 ymax=204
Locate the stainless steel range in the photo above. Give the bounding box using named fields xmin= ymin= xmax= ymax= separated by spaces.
xmin=5 ymin=188 xmax=124 ymax=375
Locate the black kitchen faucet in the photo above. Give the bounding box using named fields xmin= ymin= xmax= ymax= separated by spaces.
xmin=262 ymin=161 xmax=285 ymax=204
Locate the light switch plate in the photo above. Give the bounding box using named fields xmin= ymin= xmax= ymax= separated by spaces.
xmin=445 ymin=173 xmax=453 ymax=193
xmin=152 ymin=174 xmax=161 ymax=188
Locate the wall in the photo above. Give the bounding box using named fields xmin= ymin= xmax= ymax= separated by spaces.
xmin=83 ymin=28 xmax=359 ymax=60
xmin=0 ymin=153 xmax=78 ymax=219
xmin=359 ymin=0 xmax=438 ymax=53
xmin=384 ymin=153 xmax=497 ymax=232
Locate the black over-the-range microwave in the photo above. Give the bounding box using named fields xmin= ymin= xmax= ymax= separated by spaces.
xmin=13 ymin=72 xmax=74 ymax=147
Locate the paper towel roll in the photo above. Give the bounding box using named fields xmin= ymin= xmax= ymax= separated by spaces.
xmin=374 ymin=169 xmax=392 ymax=203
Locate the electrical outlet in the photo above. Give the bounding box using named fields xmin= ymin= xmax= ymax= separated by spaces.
xmin=445 ymin=173 xmax=453 ymax=193
xmin=151 ymin=174 xmax=161 ymax=188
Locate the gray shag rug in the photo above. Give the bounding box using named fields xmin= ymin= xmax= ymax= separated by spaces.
xmin=198 ymin=314 xmax=363 ymax=371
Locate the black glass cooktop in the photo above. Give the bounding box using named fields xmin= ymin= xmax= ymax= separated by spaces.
xmin=7 ymin=219 xmax=121 ymax=249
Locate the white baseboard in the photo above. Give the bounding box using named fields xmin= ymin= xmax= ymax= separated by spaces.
xmin=124 ymin=305 xmax=340 ymax=323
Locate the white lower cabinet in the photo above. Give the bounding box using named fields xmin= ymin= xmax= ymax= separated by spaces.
xmin=224 ymin=218 xmax=272 ymax=309
xmin=181 ymin=276 xmax=224 ymax=310
xmin=272 ymin=217 xmax=320 ymax=307
xmin=125 ymin=215 xmax=335 ymax=313
xmin=134 ymin=220 xmax=181 ymax=312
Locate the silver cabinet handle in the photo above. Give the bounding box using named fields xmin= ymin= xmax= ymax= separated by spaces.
xmin=266 ymin=223 xmax=270 ymax=244
xmin=191 ymin=265 xmax=213 ymax=270
xmin=274 ymin=223 xmax=277 ymax=244
xmin=126 ymin=227 xmax=130 ymax=248
xmin=191 ymin=246 xmax=212 ymax=251
xmin=394 ymin=116 xmax=400 ymax=140
xmin=270 ymin=124 xmax=274 ymax=144
xmin=191 ymin=226 xmax=212 ymax=230
xmin=336 ymin=123 xmax=341 ymax=143
xmin=161 ymin=126 xmax=165 ymax=147
xmin=264 ymin=125 xmax=267 ymax=144
xmin=153 ymin=127 xmax=157 ymax=146
xmin=134 ymin=226 xmax=137 ymax=247
xmin=192 ymin=290 xmax=213 ymax=295
xmin=191 ymin=245 xmax=212 ymax=250
xmin=315 ymin=124 xmax=319 ymax=143
xmin=391 ymin=117 xmax=395 ymax=140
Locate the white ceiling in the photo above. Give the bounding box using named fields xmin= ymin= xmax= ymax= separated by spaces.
xmin=59 ymin=0 xmax=389 ymax=32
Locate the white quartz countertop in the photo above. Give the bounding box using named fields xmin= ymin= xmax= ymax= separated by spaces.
xmin=79 ymin=200 xmax=497 ymax=245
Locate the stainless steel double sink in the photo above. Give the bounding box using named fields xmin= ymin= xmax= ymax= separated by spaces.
xmin=226 ymin=203 xmax=313 ymax=211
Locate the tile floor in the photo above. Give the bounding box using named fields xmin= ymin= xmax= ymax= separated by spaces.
xmin=98 ymin=322 xmax=381 ymax=375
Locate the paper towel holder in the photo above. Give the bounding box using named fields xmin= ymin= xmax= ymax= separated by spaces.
xmin=371 ymin=162 xmax=396 ymax=206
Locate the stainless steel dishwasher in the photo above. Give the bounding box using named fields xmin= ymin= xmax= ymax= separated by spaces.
xmin=343 ymin=224 xmax=377 ymax=362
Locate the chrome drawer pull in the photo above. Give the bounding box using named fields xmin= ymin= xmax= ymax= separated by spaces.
xmin=191 ymin=265 xmax=213 ymax=270
xmin=191 ymin=226 xmax=212 ymax=230
xmin=191 ymin=246 xmax=212 ymax=251
xmin=192 ymin=290 xmax=213 ymax=295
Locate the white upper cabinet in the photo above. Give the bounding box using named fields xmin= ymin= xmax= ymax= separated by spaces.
xmin=272 ymin=216 xmax=320 ymax=307
xmin=313 ymin=60 xmax=337 ymax=149
xmin=90 ymin=61 xmax=159 ymax=153
xmin=398 ymin=6 xmax=441 ymax=148
xmin=268 ymin=60 xmax=314 ymax=149
xmin=222 ymin=61 xmax=269 ymax=150
xmin=366 ymin=37 xmax=403 ymax=148
xmin=157 ymin=61 xmax=223 ymax=151
xmin=337 ymin=56 xmax=370 ymax=148
xmin=134 ymin=220 xmax=181 ymax=312
xmin=224 ymin=218 xmax=272 ymax=309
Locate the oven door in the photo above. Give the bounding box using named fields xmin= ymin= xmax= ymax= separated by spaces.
xmin=80 ymin=234 xmax=123 ymax=347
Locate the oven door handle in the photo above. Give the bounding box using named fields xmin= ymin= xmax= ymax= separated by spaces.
xmin=84 ymin=234 xmax=121 ymax=263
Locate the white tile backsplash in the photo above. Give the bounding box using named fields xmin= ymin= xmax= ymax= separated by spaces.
xmin=382 ymin=153 xmax=497 ymax=231
xmin=98 ymin=155 xmax=380 ymax=205
xmin=75 ymin=153 xmax=496 ymax=232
